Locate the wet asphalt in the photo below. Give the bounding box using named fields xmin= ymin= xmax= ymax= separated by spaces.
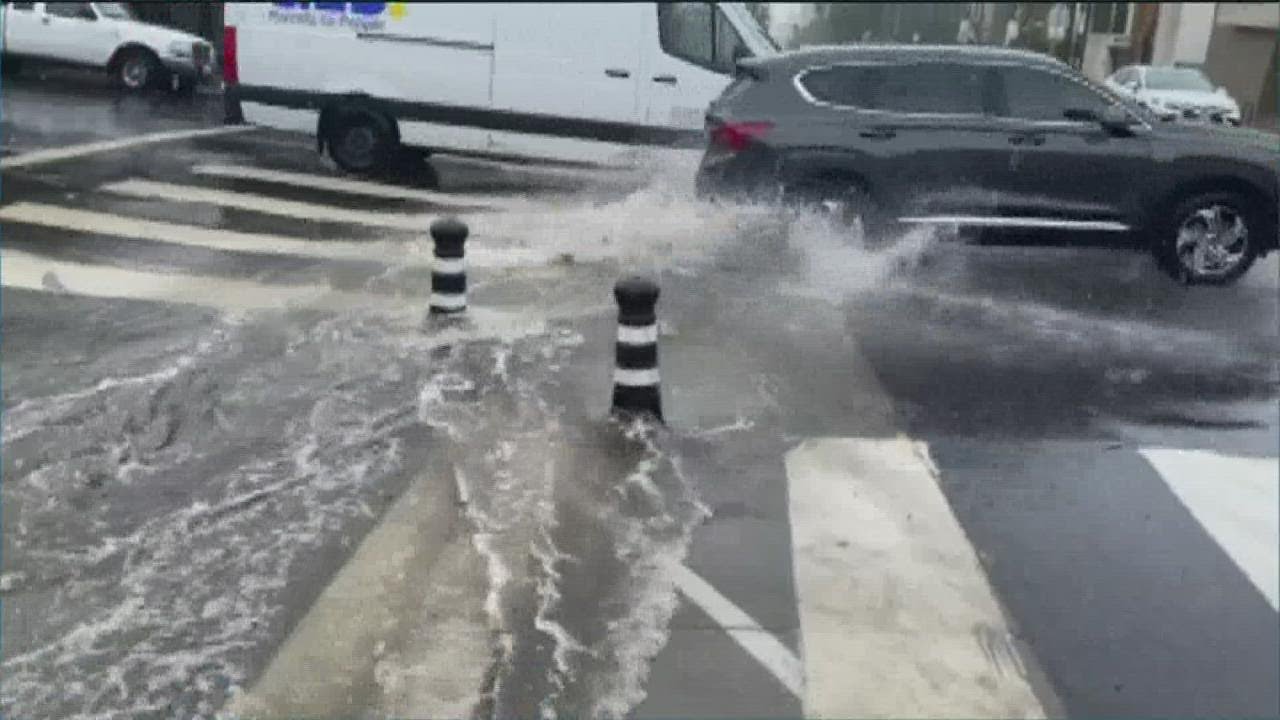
xmin=2 ymin=67 xmax=1277 ymax=719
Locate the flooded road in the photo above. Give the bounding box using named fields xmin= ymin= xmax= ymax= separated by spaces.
xmin=3 ymin=72 xmax=1277 ymax=719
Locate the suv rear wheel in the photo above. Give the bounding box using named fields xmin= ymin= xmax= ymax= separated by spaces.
xmin=784 ymin=180 xmax=882 ymax=238
xmin=1155 ymin=191 xmax=1260 ymax=285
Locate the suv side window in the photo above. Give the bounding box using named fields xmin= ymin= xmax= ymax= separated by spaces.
xmin=799 ymin=62 xmax=987 ymax=115
xmin=1000 ymin=66 xmax=1118 ymax=122
xmin=873 ymin=63 xmax=985 ymax=114
xmin=658 ymin=2 xmax=748 ymax=75
xmin=8 ymin=2 xmax=36 ymax=11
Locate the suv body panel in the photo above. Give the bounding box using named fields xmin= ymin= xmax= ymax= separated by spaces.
xmin=697 ymin=44 xmax=1279 ymax=250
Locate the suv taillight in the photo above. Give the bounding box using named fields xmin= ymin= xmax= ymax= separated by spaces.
xmin=222 ymin=26 xmax=238 ymax=85
xmin=709 ymin=121 xmax=774 ymax=153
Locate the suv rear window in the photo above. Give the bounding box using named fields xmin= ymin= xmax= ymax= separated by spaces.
xmin=799 ymin=63 xmax=985 ymax=115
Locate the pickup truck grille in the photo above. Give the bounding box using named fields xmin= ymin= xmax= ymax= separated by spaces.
xmin=1181 ymin=105 xmax=1230 ymax=123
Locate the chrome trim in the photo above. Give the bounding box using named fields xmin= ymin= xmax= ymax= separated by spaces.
xmin=898 ymin=216 xmax=1131 ymax=232
xmin=355 ymin=32 xmax=494 ymax=51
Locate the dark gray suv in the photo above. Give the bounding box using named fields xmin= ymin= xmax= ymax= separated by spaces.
xmin=696 ymin=44 xmax=1280 ymax=285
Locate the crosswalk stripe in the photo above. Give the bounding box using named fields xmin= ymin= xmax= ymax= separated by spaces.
xmin=0 ymin=126 xmax=255 ymax=169
xmin=785 ymin=437 xmax=1048 ymax=718
xmin=0 ymin=246 xmax=411 ymax=314
xmin=0 ymin=202 xmax=553 ymax=269
xmin=100 ymin=179 xmax=436 ymax=232
xmin=667 ymin=560 xmax=805 ymax=698
xmin=190 ymin=163 xmax=528 ymax=211
xmin=1140 ymin=448 xmax=1279 ymax=611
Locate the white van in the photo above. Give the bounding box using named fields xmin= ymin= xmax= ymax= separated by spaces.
xmin=223 ymin=2 xmax=776 ymax=171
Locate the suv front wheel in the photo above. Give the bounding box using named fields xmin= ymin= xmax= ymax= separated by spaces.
xmin=1154 ymin=191 xmax=1261 ymax=285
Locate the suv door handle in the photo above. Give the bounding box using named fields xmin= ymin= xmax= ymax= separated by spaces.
xmin=1008 ymin=133 xmax=1046 ymax=146
xmin=652 ymin=74 xmax=678 ymax=85
xmin=858 ymin=127 xmax=897 ymax=140
xmin=604 ymin=68 xmax=631 ymax=79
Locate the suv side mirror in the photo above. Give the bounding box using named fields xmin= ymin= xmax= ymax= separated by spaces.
xmin=1062 ymin=107 xmax=1099 ymax=122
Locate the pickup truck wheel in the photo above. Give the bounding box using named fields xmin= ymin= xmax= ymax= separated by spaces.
xmin=1154 ymin=191 xmax=1260 ymax=285
xmin=326 ymin=111 xmax=394 ymax=174
xmin=116 ymin=49 xmax=160 ymax=92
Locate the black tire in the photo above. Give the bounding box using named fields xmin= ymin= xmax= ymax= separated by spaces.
xmin=1153 ymin=190 xmax=1261 ymax=286
xmin=171 ymin=75 xmax=198 ymax=97
xmin=783 ymin=179 xmax=884 ymax=238
xmin=326 ymin=110 xmax=395 ymax=174
xmin=114 ymin=49 xmax=161 ymax=93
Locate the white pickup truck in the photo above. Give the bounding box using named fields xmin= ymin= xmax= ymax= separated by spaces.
xmin=1 ymin=1 xmax=214 ymax=91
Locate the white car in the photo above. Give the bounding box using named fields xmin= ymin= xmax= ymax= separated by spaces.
xmin=1105 ymin=65 xmax=1241 ymax=126
xmin=0 ymin=1 xmax=215 ymax=92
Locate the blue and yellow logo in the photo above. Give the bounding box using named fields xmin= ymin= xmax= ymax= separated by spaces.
xmin=269 ymin=2 xmax=407 ymax=28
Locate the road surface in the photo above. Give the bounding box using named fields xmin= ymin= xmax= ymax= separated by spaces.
xmin=2 ymin=70 xmax=1276 ymax=719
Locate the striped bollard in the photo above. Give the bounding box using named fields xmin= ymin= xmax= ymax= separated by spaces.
xmin=611 ymin=276 xmax=663 ymax=422
xmin=429 ymin=217 xmax=468 ymax=315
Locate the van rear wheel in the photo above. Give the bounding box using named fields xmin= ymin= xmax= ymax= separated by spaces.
xmin=327 ymin=111 xmax=394 ymax=174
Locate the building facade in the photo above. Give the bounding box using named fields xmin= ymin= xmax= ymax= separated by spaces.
xmin=1203 ymin=3 xmax=1278 ymax=126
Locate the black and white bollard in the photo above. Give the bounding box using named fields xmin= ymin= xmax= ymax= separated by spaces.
xmin=611 ymin=276 xmax=663 ymax=422
xmin=429 ymin=217 xmax=468 ymax=315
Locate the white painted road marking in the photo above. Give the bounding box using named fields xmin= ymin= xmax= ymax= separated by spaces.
xmin=190 ymin=163 xmax=527 ymax=211
xmin=100 ymin=178 xmax=435 ymax=231
xmin=667 ymin=560 xmax=805 ymax=698
xmin=223 ymin=463 xmax=493 ymax=719
xmin=0 ymin=202 xmax=553 ymax=269
xmin=2 ymin=246 xmax=609 ymax=340
xmin=0 ymin=246 xmax=412 ymax=315
xmin=786 ymin=437 xmax=1048 ymax=719
xmin=1140 ymin=448 xmax=1280 ymax=611
xmin=0 ymin=126 xmax=255 ymax=169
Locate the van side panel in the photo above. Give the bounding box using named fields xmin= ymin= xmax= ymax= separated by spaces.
xmin=233 ymin=2 xmax=494 ymax=152
xmin=491 ymin=3 xmax=643 ymax=126
xmin=228 ymin=2 xmax=712 ymax=164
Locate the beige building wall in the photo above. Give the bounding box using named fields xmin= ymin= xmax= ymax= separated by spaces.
xmin=1151 ymin=3 xmax=1216 ymax=66
xmin=1204 ymin=2 xmax=1279 ymax=125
